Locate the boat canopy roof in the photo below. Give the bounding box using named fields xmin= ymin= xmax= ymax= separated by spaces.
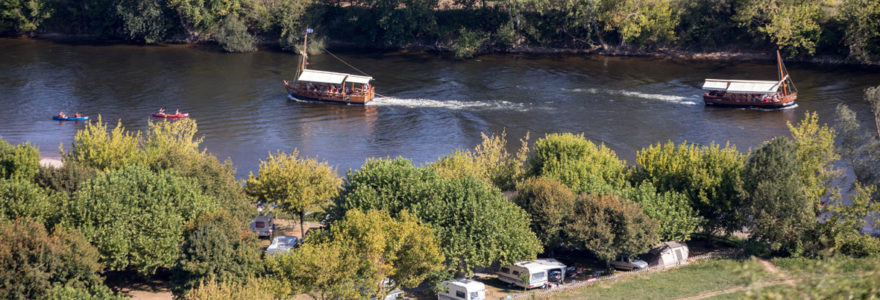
xmin=298 ymin=69 xmax=373 ymax=85
xmin=702 ymin=79 xmax=781 ymax=94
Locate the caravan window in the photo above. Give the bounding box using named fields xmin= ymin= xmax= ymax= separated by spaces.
xmin=500 ymin=267 xmax=510 ymax=274
xmin=512 ymin=270 xmax=520 ymax=276
xmin=531 ymin=272 xmax=546 ymax=282
xmin=455 ymin=290 xmax=466 ymax=298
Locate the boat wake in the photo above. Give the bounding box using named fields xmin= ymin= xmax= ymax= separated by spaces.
xmin=368 ymin=97 xmax=529 ymax=112
xmin=568 ymin=88 xmax=700 ymax=105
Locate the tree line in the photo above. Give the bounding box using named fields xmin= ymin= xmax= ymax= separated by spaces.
xmin=2 ymin=88 xmax=880 ymax=298
xmin=1 ymin=0 xmax=880 ymax=61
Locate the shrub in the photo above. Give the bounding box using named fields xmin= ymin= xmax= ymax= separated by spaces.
xmin=67 ymin=116 xmax=144 ymax=171
xmin=34 ymin=161 xmax=99 ymax=194
xmin=0 ymin=219 xmax=117 ymax=299
xmin=512 ymin=177 xmax=576 ymax=250
xmin=0 ymin=179 xmax=59 ymax=224
xmin=565 ymin=194 xmax=659 ymax=263
xmin=215 ymin=14 xmax=256 ymax=53
xmin=453 ymin=27 xmax=487 ymax=58
xmin=632 ymin=140 xmax=746 ymax=234
xmin=528 ymin=133 xmax=628 ymax=194
xmin=61 ymin=165 xmax=216 ymax=275
xmin=184 ymin=277 xmax=278 ymax=300
xmin=432 ymin=131 xmax=529 ymax=190
xmin=0 ymin=138 xmax=40 ymax=181
xmin=172 ymin=210 xmax=265 ymax=296
xmin=624 ymin=182 xmax=699 ymax=242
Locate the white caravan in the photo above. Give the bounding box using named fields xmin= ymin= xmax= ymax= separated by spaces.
xmin=438 ymin=279 xmax=486 ymax=300
xmin=497 ymin=258 xmax=566 ymax=289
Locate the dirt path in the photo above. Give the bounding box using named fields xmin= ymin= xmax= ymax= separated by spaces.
xmin=677 ymin=259 xmax=791 ymax=300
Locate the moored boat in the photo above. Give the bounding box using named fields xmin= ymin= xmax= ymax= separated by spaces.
xmin=53 ymin=115 xmax=89 ymax=121
xmin=701 ymin=50 xmax=797 ymax=109
xmin=282 ymin=29 xmax=375 ymax=105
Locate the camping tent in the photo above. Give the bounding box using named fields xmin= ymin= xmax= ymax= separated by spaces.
xmin=649 ymin=242 xmax=689 ymax=268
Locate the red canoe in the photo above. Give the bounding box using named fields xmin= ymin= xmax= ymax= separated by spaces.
xmin=152 ymin=113 xmax=189 ymax=118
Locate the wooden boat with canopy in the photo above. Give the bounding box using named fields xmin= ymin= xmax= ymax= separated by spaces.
xmin=282 ymin=28 xmax=375 ymax=105
xmin=701 ymin=50 xmax=797 ymax=109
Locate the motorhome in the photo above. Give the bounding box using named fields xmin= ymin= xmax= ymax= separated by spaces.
xmin=497 ymin=258 xmax=566 ymax=289
xmin=438 ymin=279 xmax=486 ymax=300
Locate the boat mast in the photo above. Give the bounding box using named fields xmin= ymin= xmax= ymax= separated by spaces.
xmin=777 ymin=50 xmax=788 ymax=96
xmin=296 ymin=29 xmax=310 ymax=81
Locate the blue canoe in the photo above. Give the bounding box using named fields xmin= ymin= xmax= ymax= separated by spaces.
xmin=53 ymin=116 xmax=89 ymax=121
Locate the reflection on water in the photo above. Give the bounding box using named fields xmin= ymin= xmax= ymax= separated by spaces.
xmin=1 ymin=38 xmax=879 ymax=178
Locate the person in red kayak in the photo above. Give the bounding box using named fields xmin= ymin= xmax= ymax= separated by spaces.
xmin=158 ymin=107 xmax=166 ymax=114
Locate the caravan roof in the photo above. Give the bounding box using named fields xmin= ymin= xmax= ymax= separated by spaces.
xmin=447 ymin=279 xmax=485 ymax=290
xmin=514 ymin=258 xmax=566 ymax=272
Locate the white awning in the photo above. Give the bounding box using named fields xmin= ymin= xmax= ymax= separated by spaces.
xmin=297 ymin=69 xmax=372 ymax=85
xmin=702 ymin=79 xmax=781 ymax=94
xmin=347 ymin=75 xmax=373 ymax=84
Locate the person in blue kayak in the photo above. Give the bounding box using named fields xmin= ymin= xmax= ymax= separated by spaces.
xmin=58 ymin=111 xmax=67 ymax=118
xmin=74 ymin=112 xmax=81 ymax=118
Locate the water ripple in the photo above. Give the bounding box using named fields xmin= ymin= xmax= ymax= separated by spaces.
xmin=368 ymin=97 xmax=529 ymax=111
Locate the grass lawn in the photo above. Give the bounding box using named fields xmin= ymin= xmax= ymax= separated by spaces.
xmin=551 ymin=259 xmax=768 ymax=300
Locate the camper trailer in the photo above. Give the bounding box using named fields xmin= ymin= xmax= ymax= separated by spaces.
xmin=650 ymin=241 xmax=689 ymax=268
xmin=497 ymin=258 xmax=566 ymax=289
xmin=437 ymin=279 xmax=486 ymax=300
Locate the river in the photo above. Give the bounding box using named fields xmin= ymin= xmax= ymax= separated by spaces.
xmin=1 ymin=38 xmax=878 ymax=179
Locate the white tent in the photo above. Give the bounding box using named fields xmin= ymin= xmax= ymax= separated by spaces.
xmin=649 ymin=242 xmax=689 ymax=268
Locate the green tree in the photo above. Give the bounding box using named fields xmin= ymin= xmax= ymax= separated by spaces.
xmin=168 ymin=0 xmax=243 ymax=40
xmin=834 ymin=104 xmax=880 ymax=189
xmin=61 ymin=166 xmax=216 ymax=275
xmin=184 ymin=277 xmax=278 ymax=300
xmin=632 ymin=140 xmax=746 ymax=234
xmin=734 ymin=0 xmax=823 ymax=56
xmin=565 ymin=193 xmax=659 ymax=264
xmin=116 ymin=0 xmax=168 ymax=43
xmin=0 ymin=137 xmax=39 ymax=181
xmin=0 ymin=219 xmax=119 ymax=299
xmin=821 ymin=183 xmax=880 ymax=257
xmin=867 ymin=85 xmax=880 ymax=138
xmin=215 ymin=14 xmax=256 ymax=53
xmin=837 ymin=0 xmax=880 ymax=62
xmin=599 ymin=0 xmax=679 ymax=48
xmin=245 ymin=150 xmax=341 ymax=238
xmin=512 ymin=176 xmax=576 ymax=250
xmin=67 ymin=116 xmax=144 ymax=171
xmin=333 ymin=157 xmax=541 ymax=275
xmin=0 ymin=178 xmax=58 ymax=224
xmin=432 ymin=131 xmax=529 ymax=190
xmin=0 ymin=0 xmax=52 ymax=35
xmin=271 ymin=240 xmax=361 ymax=300
xmin=172 ymin=210 xmax=265 ymax=296
xmin=624 ymin=182 xmax=699 ymax=242
xmin=34 ymin=160 xmax=98 ymax=194
xmin=271 ymin=0 xmax=309 ymax=51
xmin=528 ymin=132 xmax=628 ymax=194
xmin=741 ymin=137 xmax=814 ymax=255
xmin=326 ymin=209 xmax=444 ymax=299
xmin=787 ymin=111 xmax=840 ymax=207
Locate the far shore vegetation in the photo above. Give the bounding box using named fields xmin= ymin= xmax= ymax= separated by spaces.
xmin=1 ymin=0 xmax=880 ymax=62
xmin=1 ymin=83 xmax=880 ymax=298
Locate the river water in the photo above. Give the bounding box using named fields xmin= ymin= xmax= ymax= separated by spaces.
xmin=2 ymin=38 xmax=878 ymax=179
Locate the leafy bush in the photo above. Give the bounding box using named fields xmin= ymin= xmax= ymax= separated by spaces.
xmin=565 ymin=193 xmax=659 ymax=263
xmin=215 ymin=14 xmax=256 ymax=53
xmin=741 ymin=137 xmax=814 ymax=256
xmin=184 ymin=277 xmax=278 ymax=300
xmin=624 ymin=182 xmax=699 ymax=242
xmin=0 ymin=178 xmax=59 ymax=224
xmin=0 ymin=0 xmax=52 ymax=35
xmin=528 ymin=133 xmax=628 ymax=194
xmin=632 ymin=140 xmax=746 ymax=234
xmin=512 ymin=177 xmax=576 ymax=250
xmin=453 ymin=27 xmax=487 ymax=58
xmin=432 ymin=131 xmax=529 ymax=190
xmin=172 ymin=210 xmax=265 ymax=296
xmin=0 ymin=219 xmax=118 ymax=299
xmin=333 ymin=157 xmax=541 ymax=275
xmin=270 ymin=240 xmax=360 ymax=299
xmin=67 ymin=116 xmax=144 ymax=171
xmin=34 ymin=161 xmax=99 ymax=194
xmin=271 ymin=0 xmax=309 ymax=51
xmin=0 ymin=138 xmax=40 ymax=181
xmin=116 ymin=0 xmax=168 ymax=43
xmin=61 ymin=165 xmax=216 ymax=275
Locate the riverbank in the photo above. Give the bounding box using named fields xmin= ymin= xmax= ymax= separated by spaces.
xmin=14 ymin=34 xmax=880 ymax=67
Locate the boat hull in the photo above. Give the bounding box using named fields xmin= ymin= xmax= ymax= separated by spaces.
xmin=703 ymin=92 xmax=797 ymax=109
xmin=283 ymin=80 xmax=373 ymax=105
xmin=152 ymin=113 xmax=189 ymax=118
xmin=53 ymin=116 xmax=89 ymax=121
